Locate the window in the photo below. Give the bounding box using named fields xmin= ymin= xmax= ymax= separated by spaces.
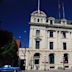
xmin=46 ymin=19 xmax=48 ymax=22
xmin=37 ymin=18 xmax=39 ymax=22
xmin=36 ymin=30 xmax=40 ymax=37
xmin=63 ymin=42 xmax=67 ymax=50
xmin=34 ymin=59 xmax=39 ymax=64
xmin=50 ymin=42 xmax=53 ymax=50
xmin=41 ymin=19 xmax=43 ymax=22
xmin=50 ymin=20 xmax=53 ymax=25
xmin=35 ymin=41 xmax=40 ymax=49
xmin=49 ymin=53 xmax=54 ymax=64
xmin=34 ymin=18 xmax=36 ymax=22
xmin=62 ymin=21 xmax=65 ymax=24
xmin=62 ymin=32 xmax=66 ymax=38
xmin=65 ymin=66 xmax=69 ymax=68
xmin=64 ymin=53 xmax=68 ymax=63
xmin=50 ymin=31 xmax=53 ymax=37
xmin=34 ymin=53 xmax=40 ymax=64
xmin=50 ymin=66 xmax=55 ymax=69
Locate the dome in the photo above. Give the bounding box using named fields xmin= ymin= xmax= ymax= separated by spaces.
xmin=31 ymin=10 xmax=47 ymax=17
xmin=48 ymin=17 xmax=55 ymax=20
xmin=61 ymin=18 xmax=67 ymax=21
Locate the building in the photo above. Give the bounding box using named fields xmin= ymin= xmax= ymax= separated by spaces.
xmin=16 ymin=39 xmax=21 ymax=48
xmin=19 ymin=0 xmax=72 ymax=70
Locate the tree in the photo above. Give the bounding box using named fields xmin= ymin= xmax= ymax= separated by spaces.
xmin=0 ymin=30 xmax=18 ymax=67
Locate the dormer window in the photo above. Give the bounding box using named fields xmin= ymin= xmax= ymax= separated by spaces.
xmin=63 ymin=21 xmax=65 ymax=24
xmin=34 ymin=18 xmax=36 ymax=22
xmin=50 ymin=20 xmax=53 ymax=25
xmin=41 ymin=18 xmax=43 ymax=22
xmin=61 ymin=19 xmax=67 ymax=24
xmin=37 ymin=18 xmax=39 ymax=22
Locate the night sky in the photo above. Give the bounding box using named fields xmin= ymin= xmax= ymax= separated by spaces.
xmin=0 ymin=0 xmax=72 ymax=48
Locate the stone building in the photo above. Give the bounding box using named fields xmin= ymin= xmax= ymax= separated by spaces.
xmin=19 ymin=0 xmax=72 ymax=70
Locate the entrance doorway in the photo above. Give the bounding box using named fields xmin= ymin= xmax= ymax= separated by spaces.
xmin=20 ymin=59 xmax=25 ymax=70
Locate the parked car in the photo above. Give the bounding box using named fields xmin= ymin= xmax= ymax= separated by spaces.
xmin=0 ymin=65 xmax=20 ymax=72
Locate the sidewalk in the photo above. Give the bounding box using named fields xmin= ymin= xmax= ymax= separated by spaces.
xmin=21 ymin=69 xmax=72 ymax=72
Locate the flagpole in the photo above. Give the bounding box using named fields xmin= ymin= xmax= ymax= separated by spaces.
xmin=62 ymin=2 xmax=65 ymax=19
xmin=38 ymin=0 xmax=40 ymax=13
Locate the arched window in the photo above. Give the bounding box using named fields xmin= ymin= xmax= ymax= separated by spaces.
xmin=34 ymin=53 xmax=40 ymax=64
xmin=37 ymin=18 xmax=39 ymax=22
xmin=34 ymin=53 xmax=40 ymax=57
xmin=64 ymin=53 xmax=68 ymax=63
xmin=50 ymin=20 xmax=53 ymax=24
xmin=49 ymin=53 xmax=54 ymax=64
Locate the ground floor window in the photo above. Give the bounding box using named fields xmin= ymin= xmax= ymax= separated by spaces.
xmin=64 ymin=53 xmax=68 ymax=63
xmin=49 ymin=53 xmax=54 ymax=64
xmin=34 ymin=59 xmax=39 ymax=64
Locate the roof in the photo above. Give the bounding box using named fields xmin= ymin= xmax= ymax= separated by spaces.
xmin=31 ymin=10 xmax=47 ymax=17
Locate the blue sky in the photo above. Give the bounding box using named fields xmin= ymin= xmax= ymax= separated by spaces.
xmin=0 ymin=0 xmax=72 ymax=48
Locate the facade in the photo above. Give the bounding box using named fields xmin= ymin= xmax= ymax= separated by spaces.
xmin=19 ymin=3 xmax=72 ymax=70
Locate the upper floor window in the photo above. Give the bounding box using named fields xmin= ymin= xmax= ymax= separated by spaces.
xmin=41 ymin=18 xmax=43 ymax=22
xmin=62 ymin=32 xmax=66 ymax=38
xmin=50 ymin=42 xmax=53 ymax=50
xmin=37 ymin=18 xmax=39 ymax=22
xmin=35 ymin=41 xmax=40 ymax=49
xmin=36 ymin=30 xmax=40 ymax=37
xmin=34 ymin=18 xmax=36 ymax=22
xmin=63 ymin=21 xmax=65 ymax=24
xmin=46 ymin=19 xmax=48 ymax=22
xmin=63 ymin=42 xmax=67 ymax=50
xmin=50 ymin=31 xmax=53 ymax=37
xmin=50 ymin=20 xmax=53 ymax=25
